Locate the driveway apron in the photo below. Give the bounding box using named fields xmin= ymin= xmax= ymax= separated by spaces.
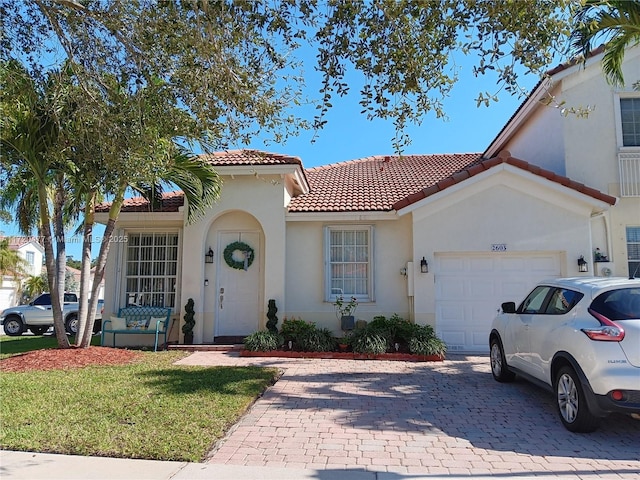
xmin=175 ymin=353 xmax=640 ymax=478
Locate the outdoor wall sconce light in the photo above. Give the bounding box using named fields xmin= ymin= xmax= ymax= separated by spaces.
xmin=204 ymin=247 xmax=214 ymax=264
xmin=204 ymin=279 xmax=209 ymax=286
xmin=400 ymin=267 xmax=407 ymax=276
xmin=420 ymin=257 xmax=429 ymax=273
xmin=577 ymin=256 xmax=588 ymax=273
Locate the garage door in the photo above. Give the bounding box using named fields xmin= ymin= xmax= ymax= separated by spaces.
xmin=435 ymin=252 xmax=562 ymax=353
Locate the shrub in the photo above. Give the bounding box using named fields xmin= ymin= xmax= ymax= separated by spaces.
xmin=408 ymin=324 xmax=447 ymax=357
xmin=299 ymin=328 xmax=337 ymax=352
xmin=244 ymin=330 xmax=283 ymax=351
xmin=409 ymin=336 xmax=447 ymax=357
xmin=350 ymin=330 xmax=388 ymax=354
xmin=367 ymin=314 xmax=418 ymax=351
xmin=280 ymin=317 xmax=315 ymax=350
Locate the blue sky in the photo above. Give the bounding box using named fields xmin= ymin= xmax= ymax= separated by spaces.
xmin=243 ymin=52 xmax=540 ymax=168
xmin=1 ymin=50 xmax=544 ymax=259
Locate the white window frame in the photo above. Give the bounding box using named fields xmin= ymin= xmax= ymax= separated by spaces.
xmin=123 ymin=231 xmax=180 ymax=309
xmin=627 ymin=226 xmax=640 ymax=278
xmin=25 ymin=251 xmax=35 ymax=266
xmin=614 ymin=92 xmax=640 ymax=150
xmin=324 ymin=225 xmax=374 ymax=302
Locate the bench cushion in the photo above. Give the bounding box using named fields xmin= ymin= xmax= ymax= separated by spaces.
xmin=148 ymin=316 xmax=166 ymax=330
xmin=110 ymin=316 xmax=127 ymax=330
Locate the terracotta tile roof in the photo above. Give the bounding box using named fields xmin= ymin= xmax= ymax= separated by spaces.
xmin=97 ymin=149 xmax=615 ymax=215
xmin=0 ymin=236 xmax=41 ymax=249
xmin=95 ymin=191 xmax=185 ymax=213
xmin=288 ymin=153 xmax=483 ymax=212
xmin=199 ymin=149 xmax=303 ymax=167
xmin=391 ymin=150 xmax=617 ymax=210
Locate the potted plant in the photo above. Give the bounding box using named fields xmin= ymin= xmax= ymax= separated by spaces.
xmin=334 ymin=295 xmax=357 ymax=332
xmin=182 ymin=298 xmax=195 ymax=344
xmin=336 ymin=334 xmax=351 ymax=352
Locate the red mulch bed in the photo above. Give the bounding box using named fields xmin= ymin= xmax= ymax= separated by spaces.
xmin=0 ymin=346 xmax=142 ymax=373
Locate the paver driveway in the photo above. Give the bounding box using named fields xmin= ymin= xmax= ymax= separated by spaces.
xmin=175 ymin=353 xmax=640 ymax=478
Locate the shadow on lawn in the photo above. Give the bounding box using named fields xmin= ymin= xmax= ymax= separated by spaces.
xmin=140 ymin=365 xmax=281 ymax=395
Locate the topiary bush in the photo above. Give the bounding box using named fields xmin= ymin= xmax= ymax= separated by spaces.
xmin=244 ymin=330 xmax=283 ymax=351
xmin=266 ymin=299 xmax=278 ymax=333
xmin=299 ymin=327 xmax=338 ymax=352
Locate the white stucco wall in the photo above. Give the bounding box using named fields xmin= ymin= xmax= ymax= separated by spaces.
xmin=284 ymin=214 xmax=413 ymax=335
xmin=17 ymin=243 xmax=43 ymax=278
xmin=502 ymin=88 xmax=566 ymax=175
xmin=100 ymin=212 xmax=184 ymax=348
xmin=406 ymin=168 xmax=601 ymax=327
xmin=494 ymin=46 xmax=640 ymax=278
xmin=181 ymin=174 xmax=288 ymax=344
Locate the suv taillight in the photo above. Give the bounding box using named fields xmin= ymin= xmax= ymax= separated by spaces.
xmin=583 ymin=308 xmax=625 ymax=341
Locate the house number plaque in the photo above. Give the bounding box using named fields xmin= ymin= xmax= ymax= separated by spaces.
xmin=491 ymin=244 xmax=507 ymax=252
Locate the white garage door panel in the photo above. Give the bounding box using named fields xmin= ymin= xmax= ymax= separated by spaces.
xmin=435 ymin=253 xmax=561 ymax=353
xmin=439 ymin=257 xmax=466 ymax=272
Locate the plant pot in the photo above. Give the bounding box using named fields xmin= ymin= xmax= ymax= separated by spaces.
xmin=340 ymin=315 xmax=355 ymax=331
xmin=338 ymin=343 xmax=349 ymax=352
xmin=183 ymin=332 xmax=194 ymax=344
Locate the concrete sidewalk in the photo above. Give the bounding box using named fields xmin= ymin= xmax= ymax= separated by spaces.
xmin=0 ymin=450 xmax=565 ymax=480
xmin=0 ymin=450 xmax=379 ymax=480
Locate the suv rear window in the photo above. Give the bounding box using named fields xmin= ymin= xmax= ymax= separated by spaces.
xmin=590 ymin=287 xmax=640 ymax=320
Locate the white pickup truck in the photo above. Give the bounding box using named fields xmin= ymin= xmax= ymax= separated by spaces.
xmin=0 ymin=293 xmax=103 ymax=336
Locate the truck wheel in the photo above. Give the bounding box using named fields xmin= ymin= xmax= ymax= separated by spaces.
xmin=3 ymin=316 xmax=24 ymax=336
xmin=65 ymin=314 xmax=78 ymax=335
xmin=30 ymin=326 xmax=49 ymax=336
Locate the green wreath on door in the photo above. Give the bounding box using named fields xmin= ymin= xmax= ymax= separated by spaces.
xmin=223 ymin=241 xmax=255 ymax=270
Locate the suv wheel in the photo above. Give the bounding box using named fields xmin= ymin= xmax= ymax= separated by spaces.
xmin=30 ymin=326 xmax=49 ymax=336
xmin=65 ymin=314 xmax=78 ymax=335
xmin=490 ymin=337 xmax=515 ymax=382
xmin=3 ymin=316 xmax=24 ymax=336
xmin=554 ymin=366 xmax=600 ymax=433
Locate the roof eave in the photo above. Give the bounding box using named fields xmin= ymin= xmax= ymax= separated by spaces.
xmin=484 ymin=47 xmax=608 ymax=158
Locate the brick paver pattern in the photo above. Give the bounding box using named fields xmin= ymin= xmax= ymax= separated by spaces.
xmin=175 ymin=353 xmax=640 ymax=478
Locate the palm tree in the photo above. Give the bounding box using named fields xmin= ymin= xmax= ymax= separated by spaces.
xmin=23 ymin=274 xmax=47 ymax=300
xmin=0 ymin=60 xmax=71 ymax=347
xmin=571 ymin=0 xmax=640 ymax=87
xmin=0 ymin=238 xmax=28 ymax=279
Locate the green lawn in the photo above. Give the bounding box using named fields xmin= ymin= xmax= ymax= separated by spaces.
xmin=0 ymin=336 xmax=280 ymax=462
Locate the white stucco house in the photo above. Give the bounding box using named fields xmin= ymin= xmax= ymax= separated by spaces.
xmin=0 ymin=236 xmax=44 ymax=311
xmin=96 ymin=45 xmax=640 ymax=352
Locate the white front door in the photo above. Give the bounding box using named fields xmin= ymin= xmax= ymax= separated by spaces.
xmin=215 ymin=231 xmax=260 ymax=337
xmin=435 ymin=252 xmax=562 ymax=353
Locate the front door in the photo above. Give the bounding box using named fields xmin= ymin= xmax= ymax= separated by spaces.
xmin=215 ymin=231 xmax=260 ymax=337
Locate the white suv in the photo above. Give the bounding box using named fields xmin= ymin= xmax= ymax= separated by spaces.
xmin=490 ymin=277 xmax=640 ymax=432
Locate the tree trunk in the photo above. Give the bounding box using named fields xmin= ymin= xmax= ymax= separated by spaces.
xmin=53 ymin=178 xmax=67 ymax=333
xmin=77 ymin=185 xmax=126 ymax=348
xmin=75 ymin=190 xmax=95 ymax=346
xmin=38 ymin=182 xmax=69 ymax=348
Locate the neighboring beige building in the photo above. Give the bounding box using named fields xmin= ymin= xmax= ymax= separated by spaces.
xmin=96 ymin=45 xmax=639 ymax=352
xmin=0 ymin=236 xmax=44 ymax=311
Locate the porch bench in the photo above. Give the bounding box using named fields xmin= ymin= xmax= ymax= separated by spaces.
xmin=101 ymin=306 xmax=172 ymax=352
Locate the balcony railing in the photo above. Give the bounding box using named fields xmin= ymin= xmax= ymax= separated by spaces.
xmin=618 ymin=151 xmax=640 ymax=197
